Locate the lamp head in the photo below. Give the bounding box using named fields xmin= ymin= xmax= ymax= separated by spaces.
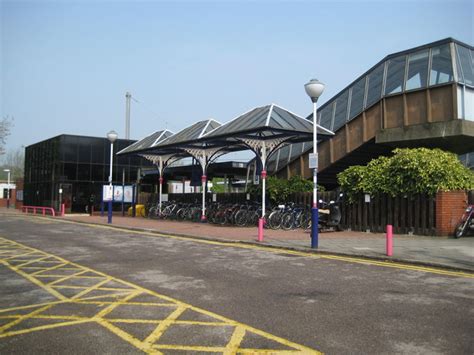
xmin=304 ymin=79 xmax=325 ymax=103
xmin=3 ymin=169 xmax=10 ymax=173
xmin=107 ymin=130 xmax=118 ymax=143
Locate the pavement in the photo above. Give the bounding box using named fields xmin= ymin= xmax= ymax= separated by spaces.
xmin=5 ymin=208 xmax=472 ymax=272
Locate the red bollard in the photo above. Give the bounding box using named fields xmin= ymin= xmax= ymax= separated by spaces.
xmin=258 ymin=218 xmax=264 ymax=242
xmin=386 ymin=225 xmax=393 ymax=256
xmin=61 ymin=203 xmax=65 ymax=216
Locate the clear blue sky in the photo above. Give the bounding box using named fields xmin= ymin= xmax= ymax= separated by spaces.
xmin=1 ymin=0 xmax=473 ymax=154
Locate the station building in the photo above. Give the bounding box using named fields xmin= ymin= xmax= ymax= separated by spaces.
xmin=24 ymin=134 xmax=152 ymax=213
xmin=23 ymin=38 xmax=473 ymax=212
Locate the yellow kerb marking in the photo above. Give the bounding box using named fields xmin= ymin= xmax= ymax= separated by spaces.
xmin=55 ymin=217 xmax=474 ymax=278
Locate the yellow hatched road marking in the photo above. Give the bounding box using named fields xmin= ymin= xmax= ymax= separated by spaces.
xmin=0 ymin=236 xmax=319 ymax=353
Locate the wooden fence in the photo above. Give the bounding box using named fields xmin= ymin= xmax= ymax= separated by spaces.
xmin=138 ymin=190 xmax=463 ymax=236
xmin=340 ymin=194 xmax=436 ymax=235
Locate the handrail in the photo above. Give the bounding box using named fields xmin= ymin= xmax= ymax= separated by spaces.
xmin=22 ymin=205 xmax=56 ymax=217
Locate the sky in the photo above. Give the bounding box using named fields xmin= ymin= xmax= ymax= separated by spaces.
xmin=1 ymin=0 xmax=473 ymax=157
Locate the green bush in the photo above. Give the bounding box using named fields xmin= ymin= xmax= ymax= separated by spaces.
xmin=248 ymin=175 xmax=323 ymax=204
xmin=338 ymin=148 xmax=474 ymax=201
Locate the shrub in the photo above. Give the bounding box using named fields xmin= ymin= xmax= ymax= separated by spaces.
xmin=337 ymin=148 xmax=474 ymax=201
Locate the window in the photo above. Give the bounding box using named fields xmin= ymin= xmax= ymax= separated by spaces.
xmin=385 ymin=55 xmax=406 ymax=95
xmin=349 ymin=77 xmax=366 ymax=119
xmin=333 ymin=90 xmax=349 ymax=130
xmin=366 ymin=63 xmax=385 ymax=108
xmin=318 ymin=104 xmax=334 ymax=130
xmin=456 ymin=44 xmax=474 ymax=86
xmin=430 ymin=44 xmax=453 ymax=85
xmin=406 ymin=50 xmax=429 ymax=90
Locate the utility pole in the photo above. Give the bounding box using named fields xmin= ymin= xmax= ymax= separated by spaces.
xmin=125 ymin=92 xmax=131 ymax=139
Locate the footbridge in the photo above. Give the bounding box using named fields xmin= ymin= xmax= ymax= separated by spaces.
xmin=269 ymin=38 xmax=474 ymax=187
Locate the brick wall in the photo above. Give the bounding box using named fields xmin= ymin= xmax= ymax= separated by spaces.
xmin=435 ymin=190 xmax=468 ymax=236
xmin=0 ymin=188 xmax=17 ymax=208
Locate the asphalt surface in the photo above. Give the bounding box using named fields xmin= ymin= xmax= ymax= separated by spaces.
xmin=0 ymin=214 xmax=473 ymax=354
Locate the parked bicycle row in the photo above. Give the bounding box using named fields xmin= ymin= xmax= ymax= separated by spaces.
xmin=141 ymin=199 xmax=342 ymax=231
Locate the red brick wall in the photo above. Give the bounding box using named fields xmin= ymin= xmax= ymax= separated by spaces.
xmin=435 ymin=190 xmax=467 ymax=236
xmin=0 ymin=188 xmax=17 ymax=208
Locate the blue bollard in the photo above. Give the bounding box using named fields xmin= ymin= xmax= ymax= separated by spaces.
xmin=311 ymin=207 xmax=319 ymax=249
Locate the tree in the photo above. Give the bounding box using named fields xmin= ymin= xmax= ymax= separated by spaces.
xmin=1 ymin=147 xmax=25 ymax=180
xmin=0 ymin=116 xmax=13 ymax=156
xmin=338 ymin=148 xmax=474 ymax=201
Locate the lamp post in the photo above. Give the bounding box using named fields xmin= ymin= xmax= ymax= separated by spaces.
xmin=304 ymin=79 xmax=325 ymax=248
xmin=3 ymin=169 xmax=11 ymax=208
xmin=107 ymin=130 xmax=118 ymax=224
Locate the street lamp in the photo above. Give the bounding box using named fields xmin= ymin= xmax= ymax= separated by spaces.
xmin=3 ymin=169 xmax=11 ymax=208
xmin=107 ymin=130 xmax=118 ymax=224
xmin=304 ymin=78 xmax=325 ymax=248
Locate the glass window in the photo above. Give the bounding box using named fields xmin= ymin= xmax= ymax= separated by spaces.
xmin=63 ymin=163 xmax=77 ymax=181
xmin=77 ymin=164 xmax=91 ymax=181
xmin=318 ymin=104 xmax=334 ymax=130
xmin=91 ymin=139 xmax=105 ymax=164
xmin=366 ymin=63 xmax=385 ymax=108
xmin=61 ymin=136 xmax=78 ymax=162
xmin=430 ymin=44 xmax=453 ymax=85
xmin=385 ymin=55 xmax=406 ymax=95
xmin=333 ymin=90 xmax=349 ymax=130
xmin=78 ymin=139 xmax=92 ymax=163
xmin=456 ymin=44 xmax=474 ymax=86
xmin=349 ymin=77 xmax=366 ymax=119
xmin=90 ymin=164 xmax=104 ymax=182
xmin=406 ymin=50 xmax=429 ymax=90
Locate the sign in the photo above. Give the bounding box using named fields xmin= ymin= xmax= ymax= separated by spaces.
xmin=114 ymin=186 xmax=124 ymax=202
xmin=212 ymin=194 xmax=217 ymax=202
xmin=364 ymin=194 xmax=371 ymax=203
xmin=123 ymin=186 xmax=133 ymax=203
xmin=309 ymin=153 xmax=318 ymax=169
xmin=161 ymin=194 xmax=168 ymax=202
xmin=103 ymin=185 xmax=113 ymax=201
xmin=59 ymin=188 xmax=63 ymax=194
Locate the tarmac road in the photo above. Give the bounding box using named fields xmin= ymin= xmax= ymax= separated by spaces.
xmin=0 ymin=214 xmax=473 ymax=354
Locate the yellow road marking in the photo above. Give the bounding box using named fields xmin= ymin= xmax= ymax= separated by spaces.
xmin=144 ymin=305 xmax=188 ymax=345
xmin=45 ymin=216 xmax=474 ymax=278
xmin=5 ymin=213 xmax=473 ymax=278
xmin=0 ymin=236 xmax=319 ymax=353
xmin=225 ymin=326 xmax=246 ymax=354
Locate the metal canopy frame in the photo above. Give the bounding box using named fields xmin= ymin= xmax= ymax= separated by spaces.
xmin=118 ymin=103 xmax=334 ymax=238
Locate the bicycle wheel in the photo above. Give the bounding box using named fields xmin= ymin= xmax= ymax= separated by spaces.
xmin=234 ymin=210 xmax=247 ymax=227
xmin=267 ymin=211 xmax=282 ymax=230
xmin=301 ymin=211 xmax=311 ymax=230
xmin=281 ymin=212 xmax=295 ymax=230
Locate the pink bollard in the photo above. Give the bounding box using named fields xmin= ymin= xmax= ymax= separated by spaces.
xmin=258 ymin=218 xmax=264 ymax=242
xmin=61 ymin=203 xmax=65 ymax=216
xmin=386 ymin=224 xmax=393 ymax=256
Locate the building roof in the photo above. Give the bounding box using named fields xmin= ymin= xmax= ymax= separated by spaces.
xmin=117 ymin=130 xmax=174 ymax=155
xmin=203 ymin=103 xmax=333 ymax=141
